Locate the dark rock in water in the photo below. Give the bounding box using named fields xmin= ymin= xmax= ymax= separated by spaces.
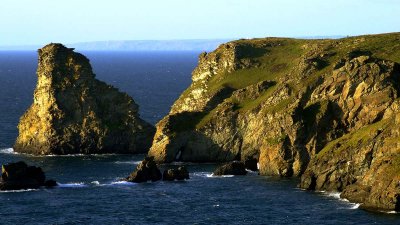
xmin=163 ymin=166 xmax=190 ymax=181
xmin=0 ymin=161 xmax=57 ymax=190
xmin=244 ymin=156 xmax=258 ymax=171
xmin=213 ymin=161 xmax=247 ymax=176
xmin=44 ymin=179 xmax=58 ymax=188
xmin=126 ymin=156 xmax=162 ymax=183
xmin=14 ymin=43 xmax=155 ymax=155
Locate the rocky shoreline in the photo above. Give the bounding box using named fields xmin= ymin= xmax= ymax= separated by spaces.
xmin=147 ymin=33 xmax=400 ymax=211
xmin=10 ymin=33 xmax=400 ymax=212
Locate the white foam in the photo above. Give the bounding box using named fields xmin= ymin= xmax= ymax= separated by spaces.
xmin=0 ymin=189 xmax=38 ymax=193
xmin=192 ymin=172 xmax=213 ymax=178
xmin=245 ymin=169 xmax=259 ymax=175
xmin=0 ymin=148 xmax=17 ymax=154
xmin=44 ymin=154 xmax=85 ymax=157
xmin=57 ymin=182 xmax=87 ymax=188
xmin=349 ymin=203 xmax=360 ymax=209
xmin=326 ymin=192 xmax=341 ymax=199
xmin=114 ymin=161 xmax=142 ymax=165
xmin=385 ymin=210 xmax=398 ymax=214
xmin=206 ymin=173 xmax=234 ymax=178
xmin=91 ymin=181 xmax=100 ymax=185
xmin=109 ymin=181 xmax=136 ymax=186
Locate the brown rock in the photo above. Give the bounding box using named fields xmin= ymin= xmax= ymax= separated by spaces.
xmin=162 ymin=166 xmax=190 ymax=181
xmin=126 ymin=156 xmax=162 ymax=183
xmin=213 ymin=161 xmax=247 ymax=176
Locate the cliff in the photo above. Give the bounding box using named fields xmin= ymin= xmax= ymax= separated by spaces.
xmin=14 ymin=44 xmax=155 ymax=155
xmin=148 ymin=33 xmax=400 ymax=211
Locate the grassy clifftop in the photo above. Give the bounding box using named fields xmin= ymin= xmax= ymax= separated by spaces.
xmin=148 ymin=33 xmax=400 ymax=211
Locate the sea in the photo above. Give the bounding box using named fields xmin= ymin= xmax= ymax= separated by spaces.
xmin=0 ymin=51 xmax=398 ymax=224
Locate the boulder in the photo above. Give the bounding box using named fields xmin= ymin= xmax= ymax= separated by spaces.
xmin=163 ymin=166 xmax=190 ymax=181
xmin=0 ymin=161 xmax=57 ymax=190
xmin=126 ymin=156 xmax=162 ymax=183
xmin=213 ymin=161 xmax=247 ymax=176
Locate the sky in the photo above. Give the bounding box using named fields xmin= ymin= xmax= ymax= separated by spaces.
xmin=0 ymin=0 xmax=399 ymax=46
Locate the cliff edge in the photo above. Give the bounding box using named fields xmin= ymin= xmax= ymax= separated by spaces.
xmin=148 ymin=33 xmax=400 ymax=211
xmin=14 ymin=43 xmax=155 ymax=155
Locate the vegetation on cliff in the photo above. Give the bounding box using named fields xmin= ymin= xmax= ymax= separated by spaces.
xmin=148 ymin=33 xmax=400 ymax=211
xmin=14 ymin=44 xmax=155 ymax=155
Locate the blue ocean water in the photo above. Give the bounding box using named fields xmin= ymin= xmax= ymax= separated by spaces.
xmin=0 ymin=51 xmax=398 ymax=224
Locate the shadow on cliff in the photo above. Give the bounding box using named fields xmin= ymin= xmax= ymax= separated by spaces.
xmin=169 ymin=86 xmax=236 ymax=133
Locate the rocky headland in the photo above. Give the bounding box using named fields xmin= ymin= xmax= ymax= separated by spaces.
xmin=148 ymin=33 xmax=400 ymax=211
xmin=14 ymin=44 xmax=155 ymax=155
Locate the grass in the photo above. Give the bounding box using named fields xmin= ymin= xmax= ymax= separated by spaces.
xmin=317 ymin=119 xmax=389 ymax=158
xmin=173 ymin=33 xmax=400 ymax=132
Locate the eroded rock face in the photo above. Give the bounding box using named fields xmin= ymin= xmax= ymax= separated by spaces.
xmin=148 ymin=33 xmax=400 ymax=211
xmin=14 ymin=44 xmax=155 ymax=155
xmin=0 ymin=161 xmax=57 ymax=190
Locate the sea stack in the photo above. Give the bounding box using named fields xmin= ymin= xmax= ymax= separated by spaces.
xmin=14 ymin=43 xmax=155 ymax=155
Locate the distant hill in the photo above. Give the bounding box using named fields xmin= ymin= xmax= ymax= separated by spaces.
xmin=0 ymin=39 xmax=232 ymax=52
xmin=0 ymin=37 xmax=345 ymax=51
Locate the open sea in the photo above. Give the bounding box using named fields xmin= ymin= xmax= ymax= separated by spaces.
xmin=0 ymin=51 xmax=399 ymax=224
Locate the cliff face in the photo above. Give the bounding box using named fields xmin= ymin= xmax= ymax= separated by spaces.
xmin=14 ymin=44 xmax=155 ymax=155
xmin=148 ymin=33 xmax=400 ymax=211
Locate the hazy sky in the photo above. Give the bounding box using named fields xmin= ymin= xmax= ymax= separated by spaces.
xmin=1 ymin=0 xmax=399 ymax=45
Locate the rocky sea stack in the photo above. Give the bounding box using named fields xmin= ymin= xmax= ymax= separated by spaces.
xmin=148 ymin=33 xmax=400 ymax=211
xmin=125 ymin=156 xmax=162 ymax=183
xmin=14 ymin=44 xmax=155 ymax=155
xmin=0 ymin=161 xmax=57 ymax=190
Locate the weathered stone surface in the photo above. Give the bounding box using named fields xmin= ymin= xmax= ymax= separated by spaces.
xmin=14 ymin=43 xmax=155 ymax=155
xmin=213 ymin=161 xmax=247 ymax=176
xmin=162 ymin=166 xmax=190 ymax=181
xmin=125 ymin=156 xmax=162 ymax=183
xmin=0 ymin=161 xmax=56 ymax=190
xmin=148 ymin=33 xmax=400 ymax=211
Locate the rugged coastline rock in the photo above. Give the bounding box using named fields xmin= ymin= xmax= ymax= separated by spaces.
xmin=125 ymin=156 xmax=162 ymax=183
xmin=213 ymin=161 xmax=247 ymax=176
xmin=163 ymin=166 xmax=190 ymax=181
xmin=14 ymin=43 xmax=155 ymax=155
xmin=148 ymin=33 xmax=400 ymax=211
xmin=0 ymin=161 xmax=57 ymax=190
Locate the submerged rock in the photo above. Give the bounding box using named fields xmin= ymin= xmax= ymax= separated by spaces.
xmin=0 ymin=161 xmax=57 ymax=190
xmin=14 ymin=43 xmax=155 ymax=155
xmin=162 ymin=166 xmax=190 ymax=181
xmin=213 ymin=162 xmax=247 ymax=176
xmin=125 ymin=156 xmax=162 ymax=183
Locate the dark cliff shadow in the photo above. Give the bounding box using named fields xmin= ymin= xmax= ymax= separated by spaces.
xmin=170 ymin=85 xmax=236 ymax=133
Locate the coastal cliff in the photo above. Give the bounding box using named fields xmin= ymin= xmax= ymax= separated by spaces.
xmin=14 ymin=44 xmax=155 ymax=155
xmin=148 ymin=33 xmax=400 ymax=211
